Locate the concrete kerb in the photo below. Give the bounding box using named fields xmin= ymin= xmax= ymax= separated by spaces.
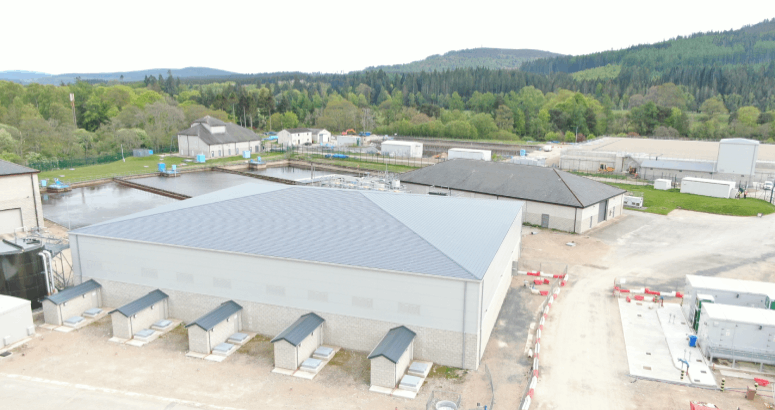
xmin=518 ymin=276 xmax=566 ymax=410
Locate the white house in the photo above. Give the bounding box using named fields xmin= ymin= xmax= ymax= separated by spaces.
xmin=0 ymin=160 xmax=44 ymax=235
xmin=67 ymin=184 xmax=524 ymax=370
xmin=277 ymin=128 xmax=313 ymax=147
xmin=177 ymin=116 xmax=262 ymax=158
xmin=310 ymin=129 xmax=332 ymax=144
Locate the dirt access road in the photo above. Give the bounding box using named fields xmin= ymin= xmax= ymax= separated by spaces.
xmin=532 ymin=210 xmax=775 ymax=409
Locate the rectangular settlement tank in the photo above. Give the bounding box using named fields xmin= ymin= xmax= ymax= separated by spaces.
xmin=680 ymin=177 xmax=735 ymax=198
xmin=448 ymin=148 xmax=492 ymax=161
xmin=715 ymin=138 xmax=759 ymax=175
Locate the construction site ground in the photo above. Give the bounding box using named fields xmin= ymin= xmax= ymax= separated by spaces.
xmin=526 ymin=209 xmax=775 ymax=410
xmin=573 ymin=137 xmax=775 ymax=161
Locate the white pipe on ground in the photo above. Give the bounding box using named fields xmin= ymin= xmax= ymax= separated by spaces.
xmin=38 ymin=252 xmax=51 ymax=295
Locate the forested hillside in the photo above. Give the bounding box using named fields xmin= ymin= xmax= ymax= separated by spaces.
xmin=0 ymin=67 xmax=238 ymax=85
xmin=364 ymin=48 xmax=563 ymax=72
xmin=521 ymin=18 xmax=775 ymax=75
xmin=1 ymin=20 xmax=774 ymax=167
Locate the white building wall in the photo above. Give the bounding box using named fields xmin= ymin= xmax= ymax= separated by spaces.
xmin=178 ymin=136 xmax=208 ymax=157
xmin=71 ymin=234 xmax=488 ymax=368
xmin=0 ymin=173 xmax=44 ymax=234
xmin=0 ymin=297 xmax=33 ymax=347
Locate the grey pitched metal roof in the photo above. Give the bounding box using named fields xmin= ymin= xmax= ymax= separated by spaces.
xmin=270 ymin=312 xmax=324 ymax=346
xmin=192 ymin=115 xmax=227 ymax=126
xmin=284 ymin=128 xmax=311 ymax=134
xmin=640 ymin=159 xmax=715 ymax=173
xmin=178 ymin=119 xmax=260 ymax=146
xmin=72 ymin=184 xmax=522 ymax=280
xmin=400 ymin=159 xmax=625 ymax=208
xmin=367 ymin=326 xmax=416 ymax=363
xmin=0 ymin=159 xmax=38 ymax=176
xmin=185 ymin=301 xmax=242 ymax=331
xmin=42 ymin=279 xmax=101 ymax=305
xmin=111 ymin=290 xmax=168 ymax=317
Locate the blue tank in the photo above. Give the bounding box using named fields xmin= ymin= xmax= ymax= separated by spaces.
xmin=158 ymin=163 xmax=166 ymax=172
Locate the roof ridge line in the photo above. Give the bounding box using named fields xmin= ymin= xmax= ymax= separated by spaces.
xmin=553 ymin=169 xmax=583 ymax=207
xmin=361 ymin=191 xmax=478 ymax=280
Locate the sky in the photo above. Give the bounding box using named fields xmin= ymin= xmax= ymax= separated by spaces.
xmin=3 ymin=0 xmax=774 ymax=75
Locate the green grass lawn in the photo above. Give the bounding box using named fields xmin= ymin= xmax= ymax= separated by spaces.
xmin=609 ymin=183 xmax=775 ymax=216
xmin=39 ymin=152 xmax=287 ymax=183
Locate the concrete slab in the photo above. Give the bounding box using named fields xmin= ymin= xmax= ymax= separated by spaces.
xmin=203 ymin=355 xmax=227 ymax=363
xmin=191 ymin=333 xmax=257 ymax=362
xmin=185 ymin=352 xmax=207 ymax=359
xmin=368 ymin=385 xmax=418 ymax=399
xmin=271 ymin=368 xmax=294 ymax=376
xmin=657 ymin=304 xmax=717 ymax=387
xmin=54 ymin=326 xmax=76 ymax=333
xmin=618 ymin=299 xmax=687 ymax=384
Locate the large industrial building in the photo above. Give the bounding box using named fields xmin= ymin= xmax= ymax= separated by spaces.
xmin=400 ymin=159 xmax=626 ymax=233
xmin=560 ymin=137 xmax=775 ymax=185
xmin=67 ymin=184 xmax=524 ymax=370
xmin=177 ymin=116 xmax=262 ymax=158
xmin=0 ymin=160 xmax=44 ymax=235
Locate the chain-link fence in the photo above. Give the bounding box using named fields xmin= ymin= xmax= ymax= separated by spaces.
xmin=286 ymin=145 xmax=441 ymax=169
xmin=28 ymin=146 xmax=177 ymax=172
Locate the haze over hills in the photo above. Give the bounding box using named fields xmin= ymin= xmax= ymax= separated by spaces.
xmin=363 ymin=48 xmax=564 ymax=73
xmin=0 ymin=67 xmax=239 ymax=84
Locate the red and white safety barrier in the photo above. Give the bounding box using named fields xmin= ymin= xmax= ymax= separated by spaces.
xmin=614 ymin=285 xmax=683 ymax=299
xmin=520 ymin=283 xmax=562 ymax=410
xmin=518 ymin=270 xmax=567 ymax=279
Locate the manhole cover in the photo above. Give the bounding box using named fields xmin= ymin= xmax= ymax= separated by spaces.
xmin=0 ymin=352 xmax=11 ymax=358
xmin=646 ymin=352 xmax=651 ymax=355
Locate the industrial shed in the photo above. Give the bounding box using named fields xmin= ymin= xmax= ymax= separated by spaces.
xmin=67 ymin=183 xmax=524 ymax=370
xmin=448 ymin=148 xmax=491 ymax=161
xmin=400 ymin=159 xmax=626 ymax=233
xmin=177 ymin=116 xmax=262 ymax=158
xmin=110 ymin=290 xmax=169 ymax=339
xmin=185 ymin=300 xmax=243 ymax=355
xmin=41 ymin=279 xmax=102 ymax=326
xmin=682 ymin=275 xmax=775 ymax=331
xmin=0 ymin=294 xmax=34 ymax=349
xmin=0 ymin=159 xmax=44 ymax=235
xmin=381 ymin=141 xmax=423 ymax=158
xmin=271 ymin=312 xmax=324 ymax=370
xmin=697 ymin=303 xmax=775 ymax=366
xmin=368 ymin=326 xmax=416 ymax=388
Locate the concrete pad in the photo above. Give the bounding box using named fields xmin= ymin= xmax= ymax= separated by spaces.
xmin=618 ymin=299 xmax=687 ymax=384
xmin=271 ymin=368 xmax=295 ymax=376
xmin=391 ymin=389 xmax=418 ymax=399
xmin=293 ymin=371 xmax=315 ymax=380
xmin=54 ymin=326 xmax=76 ymax=333
xmin=657 ymin=304 xmax=717 ymax=387
xmin=407 ymin=361 xmax=433 ymax=378
xmin=185 ymin=351 xmax=207 ymax=359
xmin=38 ymin=324 xmax=57 ymax=330
xmin=203 ymin=355 xmax=227 ymax=363
xmin=126 ymin=340 xmax=147 ymax=347
xmin=368 ymin=386 xmax=394 ymax=395
xmin=108 ymin=337 xmax=129 ymax=344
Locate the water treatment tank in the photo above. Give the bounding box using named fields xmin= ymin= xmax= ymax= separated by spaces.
xmin=0 ymin=238 xmax=47 ymax=309
xmin=158 ymin=163 xmax=166 ymax=172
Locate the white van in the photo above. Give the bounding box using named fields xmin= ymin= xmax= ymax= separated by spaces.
xmin=765 ymin=181 xmax=773 ymax=191
xmin=543 ymin=145 xmax=553 ymax=152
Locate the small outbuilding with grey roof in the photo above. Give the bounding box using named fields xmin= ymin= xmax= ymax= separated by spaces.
xmin=400 ymin=159 xmax=626 ymax=233
xmin=271 ymin=312 xmax=324 ymax=370
xmin=41 ymin=279 xmax=102 ymax=326
xmin=368 ymin=326 xmax=416 ymax=388
xmin=110 ymin=290 xmax=169 ymax=340
xmin=185 ymin=301 xmax=243 ymax=355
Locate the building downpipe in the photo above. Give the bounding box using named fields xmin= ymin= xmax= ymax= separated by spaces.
xmin=462 ymin=281 xmax=467 ymax=368
xmin=38 ymin=252 xmax=51 ymax=296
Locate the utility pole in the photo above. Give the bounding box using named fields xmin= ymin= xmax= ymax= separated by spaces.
xmin=69 ymin=93 xmax=77 ymax=127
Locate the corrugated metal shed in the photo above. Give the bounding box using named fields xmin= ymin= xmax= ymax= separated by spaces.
xmin=687 ymin=275 xmax=775 ymax=299
xmin=0 ymin=159 xmax=38 ymax=176
xmin=72 ymin=184 xmax=523 ymax=281
xmin=178 ymin=116 xmax=260 ymax=145
xmin=702 ymin=303 xmax=775 ymax=327
xmin=111 ymin=290 xmax=168 ymax=317
xmin=271 ymin=312 xmax=324 ymax=346
xmin=42 ymin=279 xmax=101 ymax=305
xmin=368 ymin=326 xmax=416 ymax=363
xmin=640 ymin=159 xmax=715 ymax=173
xmin=399 ymin=159 xmax=624 ymax=208
xmin=185 ymin=301 xmax=242 ymax=331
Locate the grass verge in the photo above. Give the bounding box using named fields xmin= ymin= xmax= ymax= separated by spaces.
xmin=39 ymin=152 xmax=287 ymax=183
xmin=608 ymin=183 xmax=775 ymax=216
xmin=428 ymin=365 xmax=466 ymax=380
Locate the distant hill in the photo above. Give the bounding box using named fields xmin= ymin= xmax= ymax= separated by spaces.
xmin=363 ymin=48 xmax=564 ymax=73
xmin=521 ymin=18 xmax=775 ymax=75
xmin=0 ymin=67 xmax=239 ymax=84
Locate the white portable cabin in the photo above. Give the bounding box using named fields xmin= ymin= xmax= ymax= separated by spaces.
xmin=680 ymin=177 xmax=735 ymax=199
xmin=336 ymin=135 xmax=361 ymax=146
xmin=448 ymin=148 xmax=492 ymax=161
xmin=682 ymin=275 xmax=775 ymax=331
xmin=0 ymin=295 xmax=34 ymax=348
xmin=382 ymin=141 xmax=423 ymax=158
xmin=697 ymin=304 xmax=775 ymax=365
xmin=654 ymin=179 xmax=672 ymax=190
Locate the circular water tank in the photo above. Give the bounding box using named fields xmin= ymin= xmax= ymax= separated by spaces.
xmin=436 ymin=401 xmax=458 ymax=410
